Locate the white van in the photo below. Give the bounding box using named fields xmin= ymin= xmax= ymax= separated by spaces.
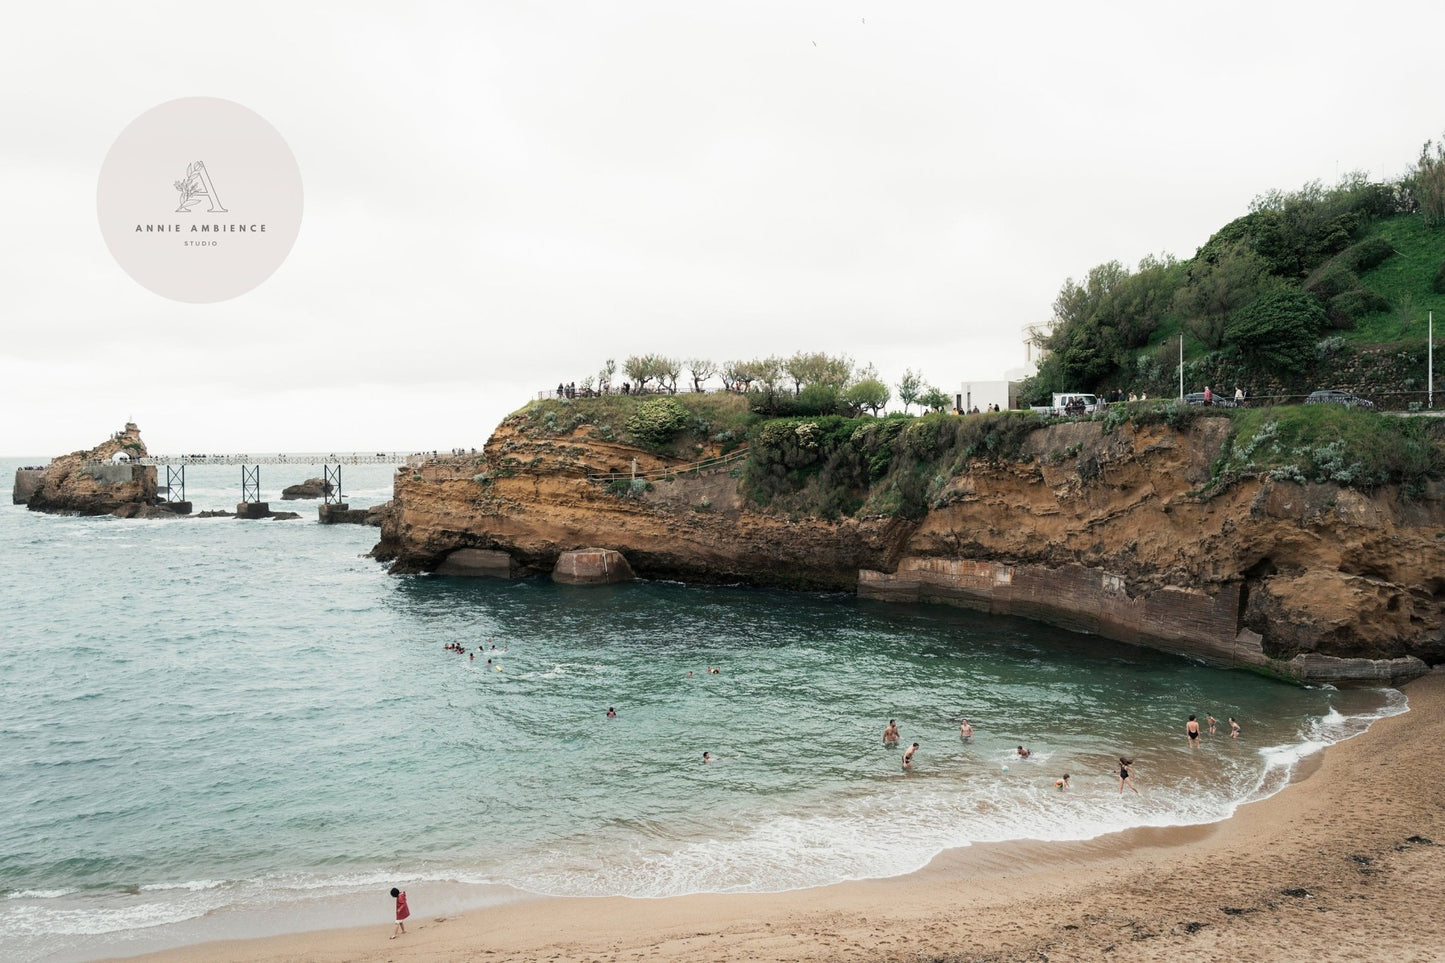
xmin=1031 ymin=393 xmax=1101 ymax=416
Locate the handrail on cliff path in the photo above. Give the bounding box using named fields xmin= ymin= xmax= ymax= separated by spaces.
xmin=586 ymin=447 xmax=749 ymax=483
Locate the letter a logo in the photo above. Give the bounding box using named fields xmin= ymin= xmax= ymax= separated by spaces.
xmin=173 ymin=160 xmax=228 ymax=213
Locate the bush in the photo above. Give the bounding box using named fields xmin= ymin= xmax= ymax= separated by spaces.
xmin=1303 ymin=262 xmax=1355 ymax=301
xmin=1225 ymin=290 xmax=1327 ymax=374
xmin=1434 ymin=258 xmax=1445 ymax=295
xmin=1315 ymin=335 xmax=1349 ymax=360
xmin=1338 ymin=236 xmax=1395 ymax=273
xmin=1327 ymin=288 xmax=1390 ymax=326
xmin=625 ymin=397 xmax=690 ymax=445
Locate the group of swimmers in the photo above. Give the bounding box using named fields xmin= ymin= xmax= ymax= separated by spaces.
xmin=442 ymin=638 xmax=509 ymax=668
xmin=881 ymin=710 xmax=1245 ymax=793
xmin=1186 ymin=713 xmax=1242 ymax=745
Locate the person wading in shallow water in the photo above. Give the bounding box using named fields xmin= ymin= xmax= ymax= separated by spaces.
xmin=1118 ymin=757 xmax=1139 ymax=794
xmin=883 ymin=720 xmax=900 ymax=746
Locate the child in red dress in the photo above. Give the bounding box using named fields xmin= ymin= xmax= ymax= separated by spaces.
xmin=390 ymin=887 xmax=410 ymax=939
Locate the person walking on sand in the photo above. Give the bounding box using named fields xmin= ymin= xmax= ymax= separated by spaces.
xmin=883 ymin=720 xmax=900 ymax=746
xmin=1118 ymin=757 xmax=1139 ymax=794
xmin=1187 ymin=714 xmax=1200 ymax=748
xmin=390 ymin=887 xmax=410 ymax=939
xmin=1230 ymin=717 xmax=1241 ymax=739
xmin=902 ymin=742 xmax=919 ymax=770
xmin=959 ymin=719 xmax=974 ymax=742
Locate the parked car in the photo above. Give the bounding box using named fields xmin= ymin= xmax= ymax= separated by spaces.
xmin=1182 ymin=392 xmax=1238 ymax=408
xmin=1304 ymin=389 xmax=1375 ymax=410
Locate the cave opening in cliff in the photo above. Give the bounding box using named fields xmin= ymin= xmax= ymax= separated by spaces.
xmin=1238 ymin=557 xmax=1277 ymax=623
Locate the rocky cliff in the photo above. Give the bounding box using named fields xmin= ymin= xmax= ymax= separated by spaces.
xmin=24 ymin=423 xmax=164 ymax=517
xmin=373 ymin=408 xmax=1445 ymax=685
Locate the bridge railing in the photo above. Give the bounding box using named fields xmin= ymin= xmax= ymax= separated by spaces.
xmin=586 ymin=447 xmax=749 ymax=482
xmin=128 ymin=453 xmax=415 ymax=466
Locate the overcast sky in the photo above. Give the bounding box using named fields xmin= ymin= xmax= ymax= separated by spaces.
xmin=3 ymin=1 xmax=1442 ymax=455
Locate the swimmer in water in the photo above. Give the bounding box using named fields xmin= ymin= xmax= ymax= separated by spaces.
xmin=1187 ymin=714 xmax=1200 ymax=748
xmin=702 ymin=751 xmax=715 ymax=763
xmin=1230 ymin=717 xmax=1241 ymax=739
xmin=1207 ymin=714 xmax=1217 ymax=737
xmin=606 ymin=707 xmax=616 ymax=719
xmin=1055 ymin=774 xmax=1070 ymax=791
xmin=883 ymin=719 xmax=900 ymax=746
xmin=959 ymin=719 xmax=973 ymax=742
xmin=1016 ymin=745 xmax=1031 ymax=759
xmin=902 ymin=742 xmax=919 ymax=770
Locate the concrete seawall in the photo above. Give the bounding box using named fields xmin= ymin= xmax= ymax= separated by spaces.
xmin=13 ymin=468 xmax=45 ymax=504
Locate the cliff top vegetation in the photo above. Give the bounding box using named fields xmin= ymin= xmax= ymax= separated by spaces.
xmin=1023 ymin=135 xmax=1445 ymax=407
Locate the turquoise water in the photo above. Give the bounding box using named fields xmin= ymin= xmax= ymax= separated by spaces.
xmin=0 ymin=458 xmax=1404 ymax=962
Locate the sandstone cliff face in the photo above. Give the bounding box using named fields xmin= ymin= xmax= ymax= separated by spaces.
xmin=373 ymin=422 xmax=908 ymax=590
xmin=374 ymin=414 xmax=1445 ymax=684
xmin=25 ymin=423 xmax=161 ymax=517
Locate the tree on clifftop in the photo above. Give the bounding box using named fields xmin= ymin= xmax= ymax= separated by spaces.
xmin=784 ymin=351 xmax=852 ymax=396
xmin=845 ymin=377 xmax=890 ymax=416
xmin=919 ymin=386 xmax=951 ymax=413
xmin=1225 ymin=289 xmax=1326 ymax=375
xmin=896 ymin=368 xmax=923 ymax=413
xmin=1173 ymin=241 xmax=1277 ymax=350
xmin=685 ymin=358 xmax=717 ymax=392
xmin=1413 ymin=136 xmax=1445 ymax=228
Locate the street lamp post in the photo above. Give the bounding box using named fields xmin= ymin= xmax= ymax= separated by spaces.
xmin=1178 ymin=333 xmax=1184 ymax=401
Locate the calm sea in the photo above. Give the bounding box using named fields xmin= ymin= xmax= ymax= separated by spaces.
xmin=0 ymin=457 xmax=1404 ymax=962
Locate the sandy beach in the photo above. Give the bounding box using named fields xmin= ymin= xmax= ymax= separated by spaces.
xmin=124 ymin=671 xmax=1445 ymax=963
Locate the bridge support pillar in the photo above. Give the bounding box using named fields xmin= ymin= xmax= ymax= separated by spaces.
xmin=236 ymin=502 xmax=271 ymax=519
xmin=323 ymin=465 xmax=343 ymax=505
xmin=318 ymin=502 xmax=369 ymax=524
xmin=160 ymin=465 xmax=191 ymax=514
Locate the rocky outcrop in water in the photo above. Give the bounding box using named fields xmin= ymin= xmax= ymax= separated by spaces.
xmin=281 ymin=477 xmax=333 ymax=500
xmin=372 ymin=412 xmax=1445 ymax=685
xmin=24 ymin=423 xmax=160 ymax=517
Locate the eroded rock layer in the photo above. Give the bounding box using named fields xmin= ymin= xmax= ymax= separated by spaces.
xmin=373 ymin=415 xmax=1445 ymax=685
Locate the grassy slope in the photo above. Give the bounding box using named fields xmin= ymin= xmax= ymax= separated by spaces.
xmin=514 ymin=392 xmax=754 ymax=458
xmin=1134 ymin=213 xmax=1445 ymax=365
xmin=1349 ymin=215 xmax=1445 ymax=343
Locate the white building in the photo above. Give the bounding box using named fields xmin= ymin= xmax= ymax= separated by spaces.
xmin=954 ymin=380 xmax=1011 ymax=413
xmin=955 ymin=322 xmax=1052 ymax=411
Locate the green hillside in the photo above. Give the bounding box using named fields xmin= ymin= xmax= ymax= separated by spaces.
xmin=1348 ymin=215 xmax=1445 ymax=343
xmin=1024 ymin=141 xmax=1445 ymax=408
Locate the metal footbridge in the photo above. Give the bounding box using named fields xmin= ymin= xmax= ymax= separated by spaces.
xmin=106 ymin=453 xmax=420 ymax=509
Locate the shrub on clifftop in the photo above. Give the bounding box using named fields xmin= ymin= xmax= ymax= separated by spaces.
xmin=626 ymin=397 xmax=690 ymax=446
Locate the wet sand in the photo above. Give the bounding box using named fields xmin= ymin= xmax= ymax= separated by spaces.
xmin=122 ymin=671 xmax=1445 ymax=963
